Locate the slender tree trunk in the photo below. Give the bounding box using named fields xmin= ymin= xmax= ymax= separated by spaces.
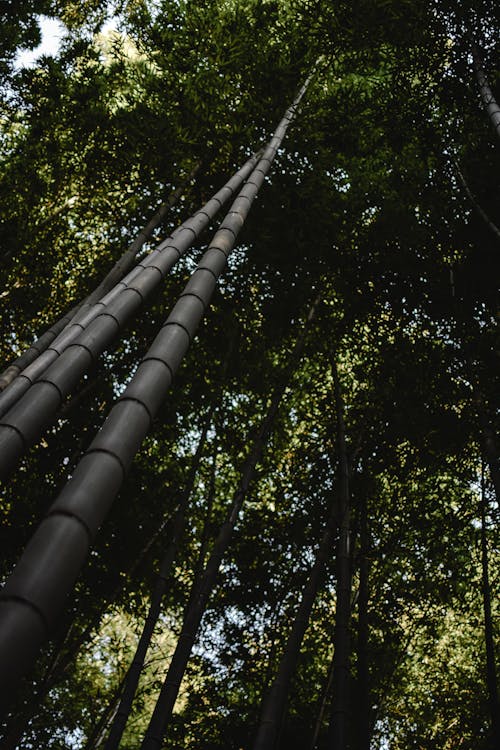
xmin=356 ymin=490 xmax=370 ymax=750
xmin=85 ymin=675 xmax=127 ymax=750
xmin=140 ymin=293 xmax=321 ymax=750
xmin=104 ymin=404 xmax=216 ymax=750
xmin=328 ymin=356 xmax=352 ymax=750
xmin=185 ymin=444 xmax=219 ymax=610
xmin=472 ymin=43 xmax=500 ymax=141
xmin=0 ymin=166 xmax=199 ymax=391
xmin=309 ymin=652 xmax=336 ymax=750
xmin=251 ymin=494 xmax=339 ymax=749
xmin=478 ymin=409 xmax=500 ymax=505
xmin=480 ymin=462 xmax=500 ymax=750
xmin=452 ymin=159 xmax=500 ymax=242
xmin=258 ymin=563 xmax=307 ymax=696
xmin=462 ymin=356 xmax=500 ymax=507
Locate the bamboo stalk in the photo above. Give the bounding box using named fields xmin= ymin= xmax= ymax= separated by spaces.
xmin=141 ymin=295 xmax=319 ymax=750
xmin=103 ymin=403 xmax=216 ymax=750
xmin=327 ymin=355 xmax=353 ymax=750
xmin=472 ymin=43 xmax=500 ymax=141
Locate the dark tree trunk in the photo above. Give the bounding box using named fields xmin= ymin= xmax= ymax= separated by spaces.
xmin=356 ymin=490 xmax=370 ymax=750
xmin=309 ymin=652 xmax=336 ymax=750
xmin=251 ymin=487 xmax=338 ymax=750
xmin=185 ymin=442 xmax=219 ymax=610
xmin=479 ymin=411 xmax=500 ymax=506
xmin=453 ymin=159 xmax=500 ymax=242
xmin=84 ymin=675 xmax=127 ymax=750
xmin=103 ymin=403 xmax=215 ymax=750
xmin=480 ymin=463 xmax=500 ymax=750
xmin=140 ymin=292 xmax=321 ymax=750
xmin=328 ymin=356 xmax=352 ymax=750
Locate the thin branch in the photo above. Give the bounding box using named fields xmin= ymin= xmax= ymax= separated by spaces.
xmin=452 ymin=159 xmax=500 ymax=244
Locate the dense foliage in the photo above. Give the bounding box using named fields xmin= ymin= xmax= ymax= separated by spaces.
xmin=0 ymin=1 xmax=499 ymax=748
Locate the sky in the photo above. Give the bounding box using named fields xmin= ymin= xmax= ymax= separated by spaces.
xmin=13 ymin=14 xmax=119 ymax=69
xmin=14 ymin=16 xmax=66 ymax=69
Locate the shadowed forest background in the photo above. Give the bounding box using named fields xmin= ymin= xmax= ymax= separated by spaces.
xmin=0 ymin=0 xmax=499 ymax=748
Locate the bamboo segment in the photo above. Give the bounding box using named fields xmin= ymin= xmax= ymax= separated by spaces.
xmin=472 ymin=44 xmax=500 ymax=141
xmin=0 ymin=155 xmax=259 ymax=477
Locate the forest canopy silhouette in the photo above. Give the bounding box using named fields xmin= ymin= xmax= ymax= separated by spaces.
xmin=0 ymin=1 xmax=499 ymax=748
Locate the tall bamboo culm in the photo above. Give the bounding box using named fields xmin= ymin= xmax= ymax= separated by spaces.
xmin=472 ymin=42 xmax=500 ymax=141
xmin=327 ymin=356 xmax=353 ymax=750
xmin=141 ymin=292 xmax=319 ymax=750
xmin=103 ymin=401 xmax=216 ymax=750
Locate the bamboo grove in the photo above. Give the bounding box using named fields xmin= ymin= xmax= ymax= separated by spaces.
xmin=0 ymin=1 xmax=499 ymax=749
